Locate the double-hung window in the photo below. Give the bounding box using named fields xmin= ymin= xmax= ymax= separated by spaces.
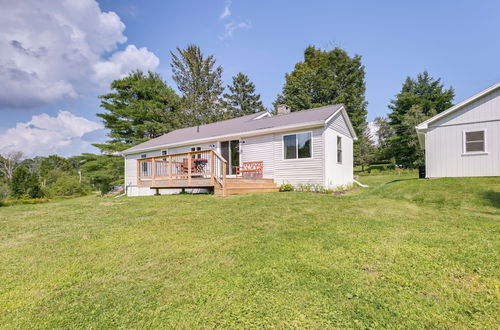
xmin=464 ymin=130 xmax=485 ymax=153
xmin=191 ymin=146 xmax=202 ymax=158
xmin=283 ymin=132 xmax=312 ymax=159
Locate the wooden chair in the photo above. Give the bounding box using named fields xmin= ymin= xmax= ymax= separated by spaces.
xmin=234 ymin=161 xmax=263 ymax=178
xmin=180 ymin=158 xmax=196 ymax=175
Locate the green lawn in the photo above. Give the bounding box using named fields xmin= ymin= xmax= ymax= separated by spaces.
xmin=1 ymin=172 xmax=499 ymax=328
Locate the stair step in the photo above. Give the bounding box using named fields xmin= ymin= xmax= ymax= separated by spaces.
xmin=226 ymin=187 xmax=280 ymax=195
xmin=226 ymin=183 xmax=278 ymax=189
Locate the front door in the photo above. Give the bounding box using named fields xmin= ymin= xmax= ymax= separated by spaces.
xmin=220 ymin=140 xmax=240 ymax=175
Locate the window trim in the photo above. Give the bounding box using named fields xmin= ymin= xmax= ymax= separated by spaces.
xmin=281 ymin=131 xmax=313 ymax=161
xmin=190 ymin=146 xmax=202 ymax=158
xmin=337 ymin=136 xmax=342 ymax=164
xmin=462 ymin=129 xmax=487 ymax=156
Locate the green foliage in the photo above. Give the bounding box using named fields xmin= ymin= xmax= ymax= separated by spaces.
xmin=96 ymin=70 xmax=182 ymax=152
xmin=279 ymin=183 xmax=294 ymax=192
xmin=275 ymin=46 xmax=368 ymax=132
xmin=43 ymin=170 xmax=90 ymax=198
xmin=74 ymin=153 xmax=123 ymax=193
xmin=0 ymin=181 xmax=9 ymax=202
xmin=355 ymin=125 xmax=376 ymax=169
xmin=9 ymin=166 xmax=43 ymax=199
xmin=372 ymin=116 xmax=394 ymax=162
xmin=388 ymin=71 xmax=454 ymax=167
xmin=40 ymin=155 xmax=74 ymax=178
xmin=275 ymin=46 xmax=369 ymax=163
xmin=171 ymin=44 xmax=225 ymax=125
xmin=223 ymin=72 xmax=265 ymax=118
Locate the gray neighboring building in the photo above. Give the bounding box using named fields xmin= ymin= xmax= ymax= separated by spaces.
xmin=416 ymin=82 xmax=500 ymax=178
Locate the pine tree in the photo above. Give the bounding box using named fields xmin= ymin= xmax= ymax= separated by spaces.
xmin=388 ymin=72 xmax=454 ymax=167
xmin=171 ymin=45 xmax=225 ymax=125
xmin=275 ymin=46 xmax=369 ymax=163
xmin=223 ymin=73 xmax=265 ymax=118
xmin=96 ymin=70 xmax=181 ymax=152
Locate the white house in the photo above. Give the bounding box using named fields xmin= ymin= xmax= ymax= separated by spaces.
xmin=122 ymin=104 xmax=357 ymax=196
xmin=416 ymin=82 xmax=500 ymax=178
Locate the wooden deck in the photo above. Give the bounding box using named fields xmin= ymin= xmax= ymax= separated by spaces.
xmin=137 ymin=150 xmax=279 ymax=196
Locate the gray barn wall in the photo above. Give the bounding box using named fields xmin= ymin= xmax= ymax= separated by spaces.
xmin=425 ymin=88 xmax=500 ymax=178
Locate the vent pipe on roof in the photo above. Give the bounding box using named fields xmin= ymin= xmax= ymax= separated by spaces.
xmin=197 ymin=125 xmax=199 ymax=133
xmin=277 ymin=104 xmax=291 ymax=115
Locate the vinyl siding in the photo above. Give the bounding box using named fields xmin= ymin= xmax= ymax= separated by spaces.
xmin=323 ymin=128 xmax=354 ymax=188
xmin=425 ymin=89 xmax=500 ymax=177
xmin=432 ymin=88 xmax=500 ymax=127
xmin=273 ymin=128 xmax=324 ymax=186
xmin=425 ymin=120 xmax=500 ymax=177
xmin=328 ymin=111 xmax=351 ymax=137
xmin=240 ymin=134 xmax=275 ymax=178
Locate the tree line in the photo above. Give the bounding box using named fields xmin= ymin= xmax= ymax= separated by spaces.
xmin=0 ymin=44 xmax=455 ymax=204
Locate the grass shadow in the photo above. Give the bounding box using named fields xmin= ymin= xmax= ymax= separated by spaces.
xmin=483 ymin=191 xmax=500 ymax=209
xmin=384 ymin=178 xmax=419 ymax=185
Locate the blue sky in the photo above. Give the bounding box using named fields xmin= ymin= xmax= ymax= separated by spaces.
xmin=1 ymin=0 xmax=499 ymax=156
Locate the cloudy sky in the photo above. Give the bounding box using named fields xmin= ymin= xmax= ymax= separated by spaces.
xmin=1 ymin=0 xmax=499 ymax=157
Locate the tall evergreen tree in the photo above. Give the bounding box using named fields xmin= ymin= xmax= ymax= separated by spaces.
xmin=388 ymin=71 xmax=454 ymax=167
xmin=96 ymin=70 xmax=181 ymax=152
xmin=223 ymin=73 xmax=265 ymax=118
xmin=275 ymin=46 xmax=369 ymax=163
xmin=171 ymin=45 xmax=224 ymax=125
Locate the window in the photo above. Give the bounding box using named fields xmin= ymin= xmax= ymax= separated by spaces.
xmin=141 ymin=154 xmax=147 ymax=158
xmin=283 ymin=132 xmax=312 ymax=159
xmin=191 ymin=146 xmax=202 ymax=158
xmin=161 ymin=150 xmax=168 ymax=156
xmin=141 ymin=161 xmax=151 ymax=176
xmin=337 ymin=136 xmax=342 ymax=163
xmin=464 ymin=130 xmax=485 ymax=153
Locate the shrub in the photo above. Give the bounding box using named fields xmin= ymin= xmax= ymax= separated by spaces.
xmin=279 ymin=183 xmax=294 ymax=192
xmin=10 ymin=167 xmax=43 ymax=199
xmin=45 ymin=173 xmax=90 ymax=197
xmin=0 ymin=181 xmax=9 ymax=204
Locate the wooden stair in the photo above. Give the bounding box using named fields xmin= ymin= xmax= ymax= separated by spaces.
xmin=215 ymin=178 xmax=279 ymax=196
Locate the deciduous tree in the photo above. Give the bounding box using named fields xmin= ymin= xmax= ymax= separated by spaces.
xmin=275 ymin=46 xmax=369 ymax=162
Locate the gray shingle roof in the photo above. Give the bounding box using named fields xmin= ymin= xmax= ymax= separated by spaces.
xmin=123 ymin=104 xmax=344 ymax=154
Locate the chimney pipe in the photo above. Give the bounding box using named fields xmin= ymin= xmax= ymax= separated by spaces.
xmin=277 ymin=104 xmax=291 ymax=115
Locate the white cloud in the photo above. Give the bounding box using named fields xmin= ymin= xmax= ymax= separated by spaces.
xmin=93 ymin=45 xmax=160 ymax=87
xmin=220 ymin=20 xmax=251 ymax=40
xmin=0 ymin=0 xmax=159 ymax=110
xmin=0 ymin=111 xmax=104 ymax=157
xmin=219 ymin=0 xmax=232 ymax=19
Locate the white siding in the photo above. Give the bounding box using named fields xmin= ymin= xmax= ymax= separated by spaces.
xmin=425 ymin=120 xmax=500 ymax=177
xmin=323 ymin=112 xmax=354 ymax=188
xmin=425 ymin=89 xmax=500 ymax=178
xmin=240 ymin=134 xmax=275 ymax=178
xmin=432 ymin=88 xmax=500 ymax=127
xmin=328 ymin=111 xmax=351 ymax=137
xmin=273 ymin=128 xmax=324 ymax=186
xmin=240 ymin=128 xmax=324 ymax=186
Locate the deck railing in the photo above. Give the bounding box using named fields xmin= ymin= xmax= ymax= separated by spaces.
xmin=137 ymin=149 xmax=227 ymax=196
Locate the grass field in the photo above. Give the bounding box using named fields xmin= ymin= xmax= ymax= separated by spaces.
xmin=0 ymin=172 xmax=499 ymax=328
